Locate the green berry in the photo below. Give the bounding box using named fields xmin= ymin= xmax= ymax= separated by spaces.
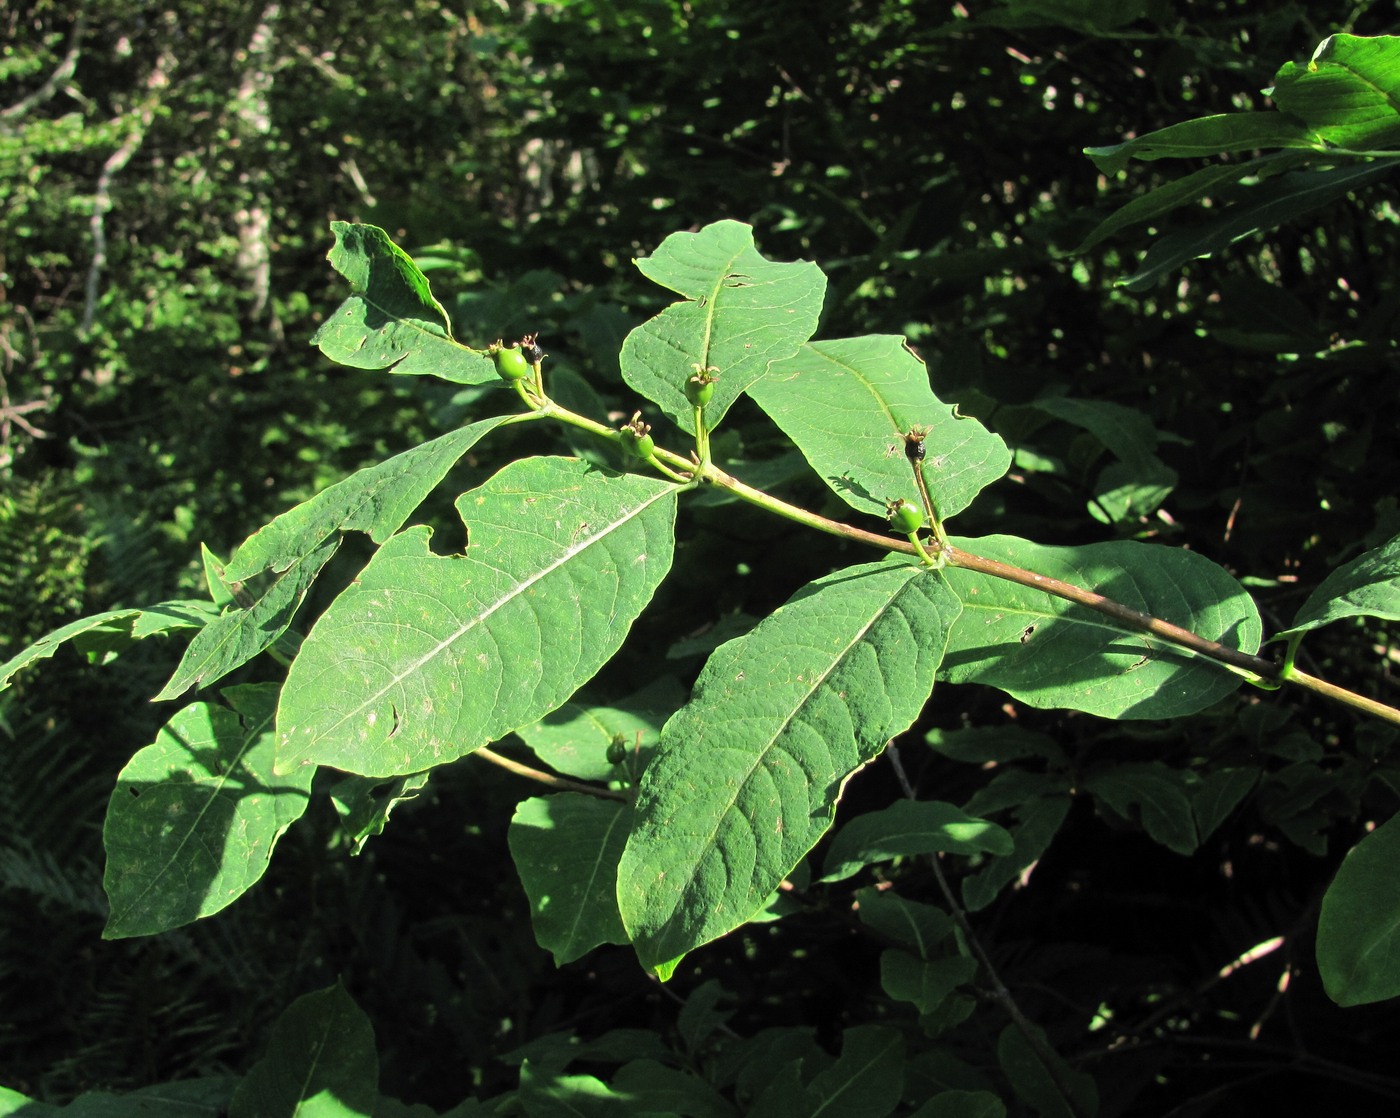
xmin=492 ymin=343 xmax=530 ymax=382
xmin=606 ymin=734 xmax=628 ymax=766
xmin=686 ymin=366 xmax=719 ymax=407
xmin=621 ymin=411 xmax=655 ymax=459
xmin=888 ymin=499 xmax=925 ymax=534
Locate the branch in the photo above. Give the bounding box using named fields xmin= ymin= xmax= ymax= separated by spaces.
xmin=474 ymin=746 xmax=628 ymax=803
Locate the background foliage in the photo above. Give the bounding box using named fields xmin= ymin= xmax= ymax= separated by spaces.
xmin=3 ymin=0 xmax=1400 ymax=1113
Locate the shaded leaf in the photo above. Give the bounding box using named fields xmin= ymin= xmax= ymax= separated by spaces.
xmin=1121 ymin=161 xmax=1399 ymax=290
xmin=1074 ymin=156 xmax=1301 ymax=253
xmin=229 ymin=982 xmax=377 ymax=1118
xmin=881 ymin=952 xmax=978 ymax=1015
xmin=802 ymin=1025 xmax=905 ymax=1118
xmin=941 ymin=535 xmax=1262 ymax=719
xmin=749 ymin=336 xmax=1011 ymax=522
xmin=514 ymin=676 xmax=685 ymax=782
xmin=1192 ymin=767 xmax=1258 ymax=842
xmin=997 ymin=1024 xmax=1097 ymax=1118
xmin=225 ymin=415 xmax=511 ymax=582
xmin=276 ymin=458 xmax=678 ymax=778
xmin=619 ymin=560 xmax=961 ymax=975
xmin=103 ymin=684 xmax=312 ymax=938
xmin=1085 ymin=762 xmax=1197 ymax=855
xmin=329 ymin=770 xmax=431 ymax=855
xmin=1318 ymin=813 xmax=1400 ymax=1006
xmin=621 ymin=220 xmax=826 ymax=434
xmin=1084 ymin=113 xmax=1318 ymax=176
xmin=312 ymin=222 xmax=494 ymax=385
xmin=611 ymin=1060 xmax=739 ymax=1118
xmin=0 ymin=601 xmax=215 ymax=693
xmin=509 ymin=793 xmax=632 ymax=965
xmin=822 ymin=800 xmax=1012 ymax=882
xmin=961 ymin=789 xmax=1073 ymax=913
xmin=855 ymin=887 xmax=956 ymax=955
xmin=907 ymin=1091 xmax=1007 ymax=1118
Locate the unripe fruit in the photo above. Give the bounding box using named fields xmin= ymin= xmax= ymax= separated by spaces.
xmin=607 ymin=734 xmax=628 ymax=766
xmin=492 ymin=342 xmax=530 ymax=382
xmin=888 ymin=499 xmax=925 ymax=534
xmin=621 ymin=411 xmax=655 ymax=459
xmin=686 ymin=365 xmax=719 ymax=408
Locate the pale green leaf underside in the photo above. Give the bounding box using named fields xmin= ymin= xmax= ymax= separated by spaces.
xmin=1277 ymin=531 xmax=1400 ymax=639
xmin=312 ymin=221 xmax=494 ymax=384
xmin=509 ymin=793 xmax=632 ymax=965
xmin=276 ymin=457 xmax=678 ymax=778
xmin=749 ymin=336 xmax=1011 ymax=522
xmin=102 ymin=684 xmax=312 ymax=939
xmin=621 ymin=219 xmax=826 ymax=434
xmin=155 ymin=536 xmax=339 ymax=702
xmin=941 ymin=535 xmax=1261 ymax=719
xmin=618 ymin=559 xmax=962 ymax=974
xmin=1318 ymin=812 xmax=1400 ymax=1006
xmin=225 ymin=415 xmax=511 ymax=582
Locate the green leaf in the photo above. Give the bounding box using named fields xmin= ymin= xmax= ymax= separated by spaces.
xmin=1318 ymin=813 xmax=1400 ymax=1006
xmin=509 ymin=793 xmax=632 ymax=966
xmin=1073 ymin=155 xmax=1303 ymax=254
xmin=881 ymin=952 xmax=979 ymax=1015
xmin=329 ymin=770 xmax=431 ymax=855
xmin=621 ymin=220 xmax=826 ymax=434
xmin=312 ymin=222 xmax=494 ymax=385
xmin=854 ymin=887 xmax=956 ymax=955
xmin=907 ymin=1091 xmax=1007 ymax=1118
xmin=822 ymin=800 xmax=1013 ymax=882
xmin=940 ymin=535 xmax=1262 ymax=719
xmin=514 ymin=676 xmax=685 ymax=782
xmin=802 ymin=1025 xmax=905 ymax=1118
xmin=610 ymin=1060 xmax=740 ymax=1118
xmin=748 ymin=336 xmax=1011 ymax=522
xmin=618 ymin=559 xmax=962 ymax=974
xmin=229 ymin=982 xmax=377 ymax=1118
xmin=1276 ymin=532 xmax=1400 ymax=639
xmin=276 ymin=457 xmax=678 ymax=778
xmin=0 ymin=601 xmax=214 ymax=693
xmin=996 ymin=1023 xmax=1097 ymax=1118
xmin=1271 ymin=35 xmax=1400 ymax=151
xmin=1191 ymin=767 xmax=1258 ymax=843
xmin=225 ymin=415 xmax=511 ymax=582
xmin=1084 ymin=113 xmax=1318 ymax=175
xmin=154 ymin=536 xmax=339 ymax=702
xmin=1084 ymin=762 xmax=1198 ymax=855
xmin=42 ymin=1080 xmax=237 ymax=1116
xmin=961 ymin=788 xmax=1073 ymax=913
xmin=102 ymin=684 xmax=312 ymax=939
xmin=1121 ymin=160 xmax=1400 ymax=290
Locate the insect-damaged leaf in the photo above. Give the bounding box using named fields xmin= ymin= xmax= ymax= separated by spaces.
xmin=275 ymin=457 xmax=678 ymax=777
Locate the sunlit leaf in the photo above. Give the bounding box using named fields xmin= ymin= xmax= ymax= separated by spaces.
xmin=1276 ymin=532 xmax=1400 ymax=639
xmin=621 ymin=220 xmax=826 ymax=434
xmin=941 ymin=535 xmax=1262 ymax=718
xmin=749 ymin=336 xmax=1011 ymax=523
xmin=276 ymin=457 xmax=678 ymax=778
xmin=225 ymin=415 xmax=512 ymax=582
xmin=619 ymin=559 xmax=961 ymax=975
xmin=312 ymin=221 xmax=494 ymax=384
